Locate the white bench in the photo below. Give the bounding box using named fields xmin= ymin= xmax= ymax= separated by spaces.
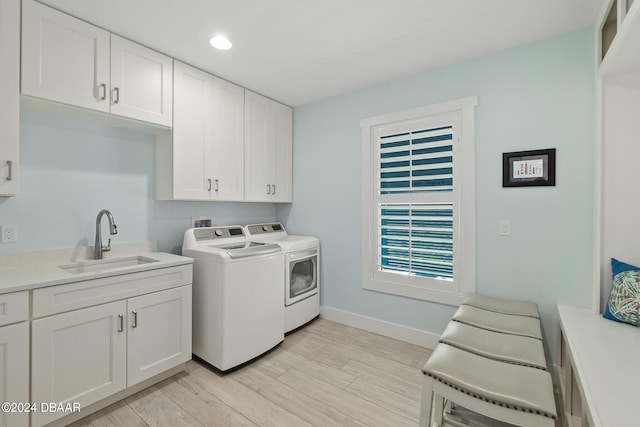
xmin=420 ymin=294 xmax=557 ymax=427
xmin=558 ymin=304 xmax=640 ymax=426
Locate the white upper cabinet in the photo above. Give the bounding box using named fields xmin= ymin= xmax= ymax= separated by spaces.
xmin=245 ymin=91 xmax=292 ymax=202
xmin=211 ymin=76 xmax=245 ymax=201
xmin=21 ymin=0 xmax=172 ymax=126
xmin=22 ymin=0 xmax=110 ymax=112
xmin=110 ymin=35 xmax=173 ymax=126
xmin=0 ymin=0 xmax=20 ymax=197
xmin=157 ymin=61 xmax=244 ymax=201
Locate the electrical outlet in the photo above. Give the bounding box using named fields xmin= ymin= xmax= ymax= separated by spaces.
xmin=1 ymin=225 xmax=17 ymax=243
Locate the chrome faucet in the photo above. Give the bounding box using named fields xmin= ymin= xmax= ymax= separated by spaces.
xmin=94 ymin=209 xmax=118 ymax=260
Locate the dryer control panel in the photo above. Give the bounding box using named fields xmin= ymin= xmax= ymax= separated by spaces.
xmin=246 ymin=223 xmax=284 ymax=235
xmin=193 ymin=226 xmax=244 ymax=241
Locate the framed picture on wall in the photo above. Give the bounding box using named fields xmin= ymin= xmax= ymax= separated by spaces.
xmin=502 ymin=148 xmax=556 ymax=187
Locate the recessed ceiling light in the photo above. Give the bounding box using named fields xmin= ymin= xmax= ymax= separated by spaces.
xmin=210 ymin=36 xmax=232 ymax=50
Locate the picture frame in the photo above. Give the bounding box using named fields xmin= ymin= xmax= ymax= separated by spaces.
xmin=502 ymin=148 xmax=556 ymax=187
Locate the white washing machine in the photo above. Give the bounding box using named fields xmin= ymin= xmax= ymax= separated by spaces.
xmin=244 ymin=223 xmax=320 ymax=332
xmin=182 ymin=226 xmax=284 ymax=371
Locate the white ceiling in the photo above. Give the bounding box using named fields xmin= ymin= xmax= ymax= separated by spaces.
xmin=37 ymin=0 xmax=603 ymax=107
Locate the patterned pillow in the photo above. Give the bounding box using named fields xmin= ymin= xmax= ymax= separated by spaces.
xmin=602 ymin=258 xmax=640 ymax=325
xmin=607 ymin=270 xmax=640 ymax=326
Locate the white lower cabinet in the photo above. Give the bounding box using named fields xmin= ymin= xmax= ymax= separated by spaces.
xmin=31 ymin=301 xmax=127 ymax=427
xmin=31 ymin=285 xmax=192 ymax=427
xmin=0 ymin=322 xmax=29 ymax=427
xmin=127 ymin=286 xmax=192 ymax=386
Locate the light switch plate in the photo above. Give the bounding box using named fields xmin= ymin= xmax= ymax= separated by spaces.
xmin=1 ymin=224 xmax=17 ymax=243
xmin=499 ymin=220 xmax=511 ymax=236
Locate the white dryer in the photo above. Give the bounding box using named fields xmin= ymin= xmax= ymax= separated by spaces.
xmin=244 ymin=223 xmax=320 ymax=332
xmin=182 ymin=226 xmax=284 ymax=371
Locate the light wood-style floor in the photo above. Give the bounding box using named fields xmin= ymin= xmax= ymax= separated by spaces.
xmin=70 ymin=318 xmax=431 ymax=427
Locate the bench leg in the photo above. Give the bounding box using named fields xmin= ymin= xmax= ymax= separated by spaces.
xmin=432 ymin=393 xmax=444 ymax=426
xmin=420 ymin=376 xmax=446 ymax=427
xmin=419 ymin=376 xmax=434 ymax=427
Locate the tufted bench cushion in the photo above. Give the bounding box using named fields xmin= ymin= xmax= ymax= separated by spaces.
xmin=439 ymin=321 xmax=547 ymax=370
xmin=452 ymin=304 xmax=542 ymax=340
xmin=422 ymin=343 xmax=557 ymax=421
xmin=462 ymin=292 xmax=540 ymax=318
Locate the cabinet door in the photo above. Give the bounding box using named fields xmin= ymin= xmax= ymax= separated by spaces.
xmin=271 ymin=101 xmax=293 ymax=202
xmin=127 ymin=285 xmax=192 ymax=386
xmin=0 ymin=0 xmax=19 ymax=197
xmin=21 ymin=0 xmax=110 ymax=112
xmin=244 ymin=90 xmax=273 ymax=201
xmin=110 ymin=35 xmax=173 ymax=126
xmin=0 ymin=322 xmax=29 ymax=427
xmin=31 ymin=301 xmax=127 ymax=427
xmin=211 ymin=77 xmax=245 ymax=201
xmin=171 ymin=61 xmax=214 ymax=200
xmin=245 ymin=91 xmax=293 ymax=202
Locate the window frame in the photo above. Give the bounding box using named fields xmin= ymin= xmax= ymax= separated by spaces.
xmin=361 ymin=97 xmax=477 ymax=306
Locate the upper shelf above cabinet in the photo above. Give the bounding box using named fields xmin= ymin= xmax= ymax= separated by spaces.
xmin=598 ymin=0 xmax=640 ymax=84
xmin=21 ymin=0 xmax=173 ymax=127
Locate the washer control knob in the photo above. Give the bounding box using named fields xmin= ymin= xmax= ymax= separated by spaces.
xmin=262 ymin=225 xmax=270 ymax=232
xmin=214 ymin=229 xmax=223 ymax=237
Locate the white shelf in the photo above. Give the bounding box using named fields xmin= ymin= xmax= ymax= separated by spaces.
xmin=557 ymin=305 xmax=640 ymax=427
xmin=599 ymin=0 xmax=640 ymax=82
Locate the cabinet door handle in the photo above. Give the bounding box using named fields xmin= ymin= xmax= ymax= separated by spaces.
xmin=132 ymin=310 xmax=138 ymax=328
xmin=207 ymin=178 xmax=212 ymax=191
xmin=5 ymin=161 xmax=12 ymax=181
xmin=113 ymin=87 xmax=120 ymax=104
xmin=267 ymin=184 xmax=271 ymax=195
xmin=118 ymin=314 xmax=124 ymax=332
xmin=215 ymin=179 xmax=219 ymax=192
xmin=99 ymin=83 xmax=107 ymax=101
xmin=272 ymin=184 xmax=276 ymax=195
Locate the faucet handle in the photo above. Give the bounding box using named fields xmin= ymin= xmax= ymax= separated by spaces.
xmin=102 ymin=238 xmax=112 ymax=253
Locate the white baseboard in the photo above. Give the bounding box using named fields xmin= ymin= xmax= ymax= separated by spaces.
xmin=320 ymin=306 xmax=439 ymax=349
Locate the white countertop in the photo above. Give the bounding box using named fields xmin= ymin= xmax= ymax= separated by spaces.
xmin=0 ymin=242 xmax=193 ymax=294
xmin=557 ymin=305 xmax=640 ymax=427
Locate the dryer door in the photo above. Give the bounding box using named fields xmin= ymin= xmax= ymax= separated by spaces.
xmin=285 ymin=248 xmax=318 ymax=306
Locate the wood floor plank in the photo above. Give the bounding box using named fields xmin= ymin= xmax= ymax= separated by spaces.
xmin=346 ymin=376 xmax=420 ymax=422
xmin=284 ymin=335 xmax=350 ymax=370
xmin=185 ymin=361 xmax=314 ymax=427
xmin=125 ymin=385 xmax=205 ymax=427
xmin=256 ymin=345 xmax=356 ymax=389
xmin=277 ymin=367 xmax=417 ymax=427
xmin=69 ymin=400 xmax=147 ymax=427
xmin=415 ymin=351 xmax=431 ymax=369
xmin=341 ymin=358 xmax=423 ymax=400
xmin=324 ymin=340 xmax=425 ymax=386
xmin=341 ymin=326 xmax=427 ymax=366
xmin=233 ymin=366 xmax=363 ymax=426
xmin=307 ymin=320 xmax=427 ymax=366
xmin=155 ymin=370 xmax=258 ymax=427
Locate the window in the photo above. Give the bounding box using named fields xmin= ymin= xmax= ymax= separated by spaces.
xmin=361 ymin=97 xmax=477 ymax=305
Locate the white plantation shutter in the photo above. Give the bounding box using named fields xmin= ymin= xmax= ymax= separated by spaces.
xmin=378 ymin=203 xmax=453 ymax=280
xmin=362 ymin=97 xmax=476 ymax=305
xmin=373 ymin=118 xmax=457 ymax=290
xmin=378 ymin=126 xmax=453 ymax=194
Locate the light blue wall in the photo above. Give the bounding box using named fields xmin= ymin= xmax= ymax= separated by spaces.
xmin=278 ymin=27 xmax=595 ymax=353
xmin=0 ymin=109 xmax=276 ymax=255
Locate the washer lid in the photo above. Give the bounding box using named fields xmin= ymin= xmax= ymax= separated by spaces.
xmin=218 ymin=242 xmax=282 ymax=258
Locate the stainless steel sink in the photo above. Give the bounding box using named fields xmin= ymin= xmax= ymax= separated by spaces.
xmin=59 ymin=255 xmax=158 ymax=274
